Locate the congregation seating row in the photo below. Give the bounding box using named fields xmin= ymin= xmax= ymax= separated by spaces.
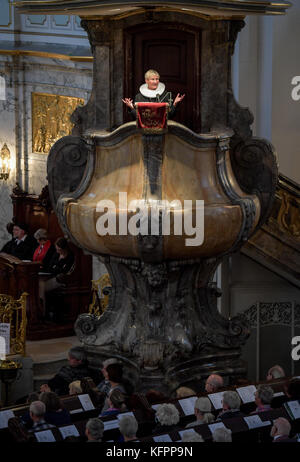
xmin=1 ymin=375 xmax=299 ymax=442
xmin=6 ymin=399 xmax=300 ymax=443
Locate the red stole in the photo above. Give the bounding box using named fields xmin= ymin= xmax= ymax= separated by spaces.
xmin=33 ymin=240 xmax=51 ymax=262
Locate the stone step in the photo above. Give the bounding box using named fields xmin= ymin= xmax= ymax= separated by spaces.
xmin=32 ymin=357 xmax=68 ymax=378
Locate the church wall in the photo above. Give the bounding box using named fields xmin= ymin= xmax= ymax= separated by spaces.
xmin=219 ymin=252 xmax=300 ymax=381
xmin=235 ymin=3 xmax=300 ymax=183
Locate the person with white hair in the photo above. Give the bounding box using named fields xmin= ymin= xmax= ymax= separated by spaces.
xmin=119 ymin=415 xmax=139 ymax=442
xmin=33 ymin=228 xmax=55 ymax=267
xmin=270 ymin=417 xmax=297 ymax=443
xmin=122 ymin=69 xmax=185 ymax=119
xmin=266 ymin=365 xmax=285 ymax=381
xmin=28 ymin=401 xmax=56 ymax=433
xmin=218 ymin=391 xmax=244 ymax=420
xmin=153 ymin=403 xmax=180 ymax=433
xmin=251 ymin=385 xmax=274 ymax=414
xmin=186 ymin=397 xmax=215 ymax=428
xmin=182 ymin=432 xmax=204 ymax=442
xmin=212 ymin=427 xmax=232 ymax=442
xmin=205 ymin=374 xmax=224 ymax=394
xmin=69 ymin=380 xmax=82 ymax=395
xmin=85 ymin=418 xmax=104 ymax=442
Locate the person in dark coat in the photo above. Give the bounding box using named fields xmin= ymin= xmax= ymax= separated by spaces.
xmin=39 ymin=347 xmax=99 ymax=396
xmin=1 ymin=222 xmax=38 ymax=260
xmin=217 ymin=391 xmax=245 ymax=420
xmin=44 ymin=237 xmax=75 ymax=276
xmin=122 ymin=69 xmax=185 ymax=119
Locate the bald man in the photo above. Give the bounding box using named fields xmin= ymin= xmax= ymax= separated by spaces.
xmin=271 ymin=417 xmax=297 ymax=443
xmin=205 ymin=374 xmax=224 ymax=394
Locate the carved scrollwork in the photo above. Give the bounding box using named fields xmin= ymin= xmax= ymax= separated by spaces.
xmin=140 ymin=262 xmax=168 ymax=288
xmin=230 ymin=137 xmax=278 ymax=230
xmin=241 ymin=302 xmax=300 ymax=329
xmin=47 ymin=135 xmax=91 ymax=211
xmin=74 ymin=313 xmax=99 ymax=344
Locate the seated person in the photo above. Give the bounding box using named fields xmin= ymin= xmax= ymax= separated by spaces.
xmin=185 ymin=397 xmax=215 ymax=428
xmin=101 ymin=363 xmax=127 ymax=413
xmin=39 ymin=391 xmax=71 ymax=426
xmin=97 ymin=357 xmax=120 ymax=395
xmin=182 ymin=432 xmax=204 ymax=442
xmin=175 ymin=386 xmax=196 ymax=399
xmin=251 ymin=385 xmax=274 ymax=414
xmin=212 ymin=427 xmax=232 ymax=443
xmin=217 ymin=391 xmax=245 ymax=420
xmin=1 ymin=222 xmax=37 ymax=260
xmin=271 ymin=417 xmax=297 ymax=443
xmin=33 ymin=228 xmax=55 ymax=268
xmin=267 ymin=365 xmax=286 ymax=381
xmin=85 ymin=418 xmax=104 ymax=442
xmin=272 ymin=377 xmax=300 ymax=408
xmin=39 ymin=237 xmax=75 ymax=315
xmin=205 ymin=374 xmax=224 ymax=394
xmin=99 ymin=389 xmax=127 ymax=417
xmin=118 ymin=415 xmax=139 ymax=442
xmin=28 ymin=401 xmax=56 ymax=433
xmin=44 ymin=237 xmax=75 ymax=277
xmin=40 ymin=346 xmax=97 ymax=396
xmin=153 ymin=403 xmax=180 ymax=434
xmin=122 ymin=69 xmax=185 ymax=119
xmin=69 ymin=380 xmax=83 ymax=395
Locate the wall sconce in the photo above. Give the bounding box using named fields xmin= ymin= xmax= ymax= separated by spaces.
xmin=0 ymin=143 xmax=11 ymax=181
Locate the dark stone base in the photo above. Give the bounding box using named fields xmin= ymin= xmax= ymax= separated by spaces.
xmin=75 ymin=257 xmax=250 ymax=394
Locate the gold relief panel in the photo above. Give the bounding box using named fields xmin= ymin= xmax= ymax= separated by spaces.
xmin=32 ymin=92 xmax=84 ymax=154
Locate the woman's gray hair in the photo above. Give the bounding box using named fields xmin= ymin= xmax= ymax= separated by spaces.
xmin=119 ymin=415 xmax=138 ymax=438
xmin=257 ymin=385 xmax=274 ymax=404
xmin=222 ymin=391 xmax=241 ymax=410
xmin=155 ymin=403 xmax=180 ymax=426
xmin=68 ymin=346 xmax=87 ymax=363
xmin=86 ymin=418 xmax=104 ymax=441
xmin=145 ymin=69 xmax=160 ymax=80
xmin=182 ymin=432 xmax=204 ymax=442
xmin=34 ymin=228 xmax=48 ymax=240
xmin=29 ymin=400 xmax=46 ymax=417
xmin=212 ymin=427 xmax=232 ymax=442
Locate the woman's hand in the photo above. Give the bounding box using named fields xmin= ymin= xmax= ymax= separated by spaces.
xmin=122 ymin=98 xmax=134 ymax=109
xmin=173 ymin=93 xmax=185 ymax=107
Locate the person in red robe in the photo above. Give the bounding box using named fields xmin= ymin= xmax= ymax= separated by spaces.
xmin=33 ymin=228 xmax=55 ymax=268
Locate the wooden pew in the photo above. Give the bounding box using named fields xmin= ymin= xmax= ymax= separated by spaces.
xmin=1 ymin=185 xmax=93 ymax=340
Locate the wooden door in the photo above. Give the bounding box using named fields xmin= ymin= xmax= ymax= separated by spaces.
xmin=124 ymin=24 xmax=201 ymax=131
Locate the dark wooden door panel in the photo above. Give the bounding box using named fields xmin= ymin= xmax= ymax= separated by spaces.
xmin=124 ymin=24 xmax=201 ymax=131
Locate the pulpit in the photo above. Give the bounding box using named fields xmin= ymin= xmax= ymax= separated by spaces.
xmin=15 ymin=0 xmax=290 ymax=392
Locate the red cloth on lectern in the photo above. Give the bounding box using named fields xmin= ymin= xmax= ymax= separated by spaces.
xmin=136 ymin=103 xmax=168 ymax=131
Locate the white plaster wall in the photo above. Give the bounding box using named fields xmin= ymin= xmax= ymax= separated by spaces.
xmin=234 ymin=4 xmax=300 ymax=182
xmin=272 ymin=2 xmax=300 ymax=183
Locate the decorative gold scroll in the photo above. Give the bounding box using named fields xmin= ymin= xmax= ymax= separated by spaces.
xmin=0 ymin=292 xmax=28 ymax=357
xmin=32 ymin=92 xmax=84 ymax=154
xmin=277 ymin=190 xmax=300 ymax=238
xmin=89 ymin=273 xmax=111 ymax=317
